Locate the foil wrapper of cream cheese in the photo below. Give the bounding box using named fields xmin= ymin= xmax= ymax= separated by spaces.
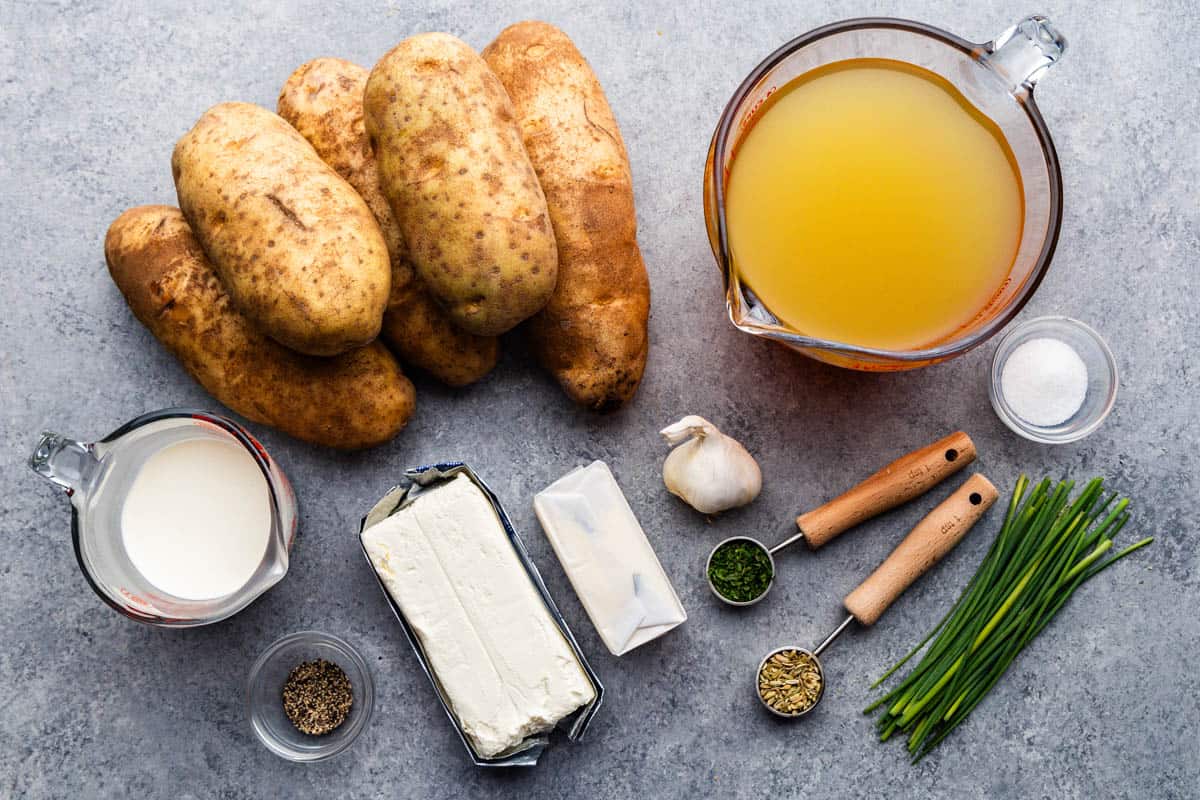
xmin=359 ymin=462 xmax=604 ymax=767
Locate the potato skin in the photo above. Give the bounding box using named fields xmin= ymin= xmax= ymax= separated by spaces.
xmin=364 ymin=33 xmax=558 ymax=337
xmin=483 ymin=22 xmax=650 ymax=411
xmin=172 ymin=101 xmax=390 ymax=356
xmin=105 ymin=205 xmax=414 ymax=450
xmin=278 ymin=58 xmax=498 ymax=386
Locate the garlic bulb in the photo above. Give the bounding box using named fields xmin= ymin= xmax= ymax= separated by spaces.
xmin=660 ymin=415 xmax=762 ymax=514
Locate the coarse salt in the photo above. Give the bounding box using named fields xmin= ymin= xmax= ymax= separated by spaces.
xmin=1000 ymin=337 xmax=1089 ymax=427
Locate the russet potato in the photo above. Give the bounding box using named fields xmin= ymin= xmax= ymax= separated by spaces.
xmin=364 ymin=33 xmax=558 ymax=337
xmin=277 ymin=58 xmax=498 ymax=386
xmin=105 ymin=205 xmax=415 ymax=450
xmin=483 ymin=22 xmax=650 ymax=411
xmin=172 ymin=101 xmax=390 ymax=356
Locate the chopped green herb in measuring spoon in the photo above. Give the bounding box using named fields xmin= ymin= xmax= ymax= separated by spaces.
xmin=708 ymin=539 xmax=773 ymax=603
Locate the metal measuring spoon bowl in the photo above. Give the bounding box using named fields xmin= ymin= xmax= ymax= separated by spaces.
xmin=705 ymin=536 xmax=776 ymax=607
xmin=755 ymin=646 xmax=826 ymax=718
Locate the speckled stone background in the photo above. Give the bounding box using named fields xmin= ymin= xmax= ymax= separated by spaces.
xmin=2 ymin=1 xmax=1196 ymax=798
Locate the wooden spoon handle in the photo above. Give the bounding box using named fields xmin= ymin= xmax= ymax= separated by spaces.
xmin=797 ymin=431 xmax=976 ymax=550
xmin=843 ymin=473 xmax=998 ymax=626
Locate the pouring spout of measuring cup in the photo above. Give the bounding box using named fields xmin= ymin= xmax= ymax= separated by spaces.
xmin=30 ymin=432 xmax=99 ymax=497
xmin=983 ymin=16 xmax=1067 ymax=95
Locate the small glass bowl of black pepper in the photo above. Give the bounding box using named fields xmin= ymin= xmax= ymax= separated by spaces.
xmin=247 ymin=631 xmax=374 ymax=762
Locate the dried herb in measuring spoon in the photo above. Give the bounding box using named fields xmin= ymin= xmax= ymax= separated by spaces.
xmin=758 ymin=648 xmax=824 ymax=716
xmin=282 ymin=659 xmax=353 ymax=736
xmin=707 ymin=538 xmax=773 ymax=603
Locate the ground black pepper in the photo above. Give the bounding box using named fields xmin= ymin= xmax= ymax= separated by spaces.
xmin=281 ymin=659 xmax=353 ymax=736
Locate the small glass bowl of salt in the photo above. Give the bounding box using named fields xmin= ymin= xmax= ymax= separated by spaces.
xmin=989 ymin=316 xmax=1118 ymax=444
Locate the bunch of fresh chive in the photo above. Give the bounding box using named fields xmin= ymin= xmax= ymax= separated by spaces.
xmin=865 ymin=476 xmax=1153 ymax=762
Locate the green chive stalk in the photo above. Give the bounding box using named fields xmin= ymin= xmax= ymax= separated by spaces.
xmin=865 ymin=476 xmax=1153 ymax=762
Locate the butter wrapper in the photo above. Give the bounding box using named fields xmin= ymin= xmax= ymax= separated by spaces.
xmin=534 ymin=460 xmax=687 ymax=656
xmin=359 ymin=462 xmax=603 ymax=767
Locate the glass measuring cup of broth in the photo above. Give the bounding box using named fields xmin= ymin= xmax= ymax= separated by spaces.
xmin=29 ymin=409 xmax=297 ymax=627
xmin=703 ymin=16 xmax=1067 ymax=370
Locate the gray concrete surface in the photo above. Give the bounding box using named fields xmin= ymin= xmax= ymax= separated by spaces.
xmin=2 ymin=1 xmax=1196 ymax=798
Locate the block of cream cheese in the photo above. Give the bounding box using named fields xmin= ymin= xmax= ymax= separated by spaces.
xmin=534 ymin=461 xmax=687 ymax=656
xmin=361 ymin=473 xmax=595 ymax=759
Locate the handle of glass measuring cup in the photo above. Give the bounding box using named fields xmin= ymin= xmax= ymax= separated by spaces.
xmin=982 ymin=16 xmax=1067 ymax=95
xmin=843 ymin=474 xmax=999 ymax=626
xmin=29 ymin=432 xmax=99 ymax=497
xmin=796 ymin=431 xmax=976 ymax=550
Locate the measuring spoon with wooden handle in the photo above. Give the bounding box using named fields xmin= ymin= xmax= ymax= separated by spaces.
xmin=706 ymin=431 xmax=977 ymax=606
xmin=755 ymin=474 xmax=999 ymax=718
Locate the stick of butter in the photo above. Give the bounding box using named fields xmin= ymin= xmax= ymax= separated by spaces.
xmin=534 ymin=461 xmax=687 ymax=656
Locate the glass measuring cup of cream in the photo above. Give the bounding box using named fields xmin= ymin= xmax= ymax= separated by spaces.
xmin=30 ymin=409 xmax=297 ymax=627
xmin=703 ymin=16 xmax=1067 ymax=370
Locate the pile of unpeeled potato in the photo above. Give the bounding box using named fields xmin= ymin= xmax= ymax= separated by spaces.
xmin=104 ymin=21 xmax=650 ymax=449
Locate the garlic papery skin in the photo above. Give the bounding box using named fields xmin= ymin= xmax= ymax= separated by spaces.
xmin=660 ymin=415 xmax=762 ymax=514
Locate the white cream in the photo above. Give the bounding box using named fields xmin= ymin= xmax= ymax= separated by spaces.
xmin=534 ymin=461 xmax=687 ymax=656
xmin=120 ymin=436 xmax=271 ymax=600
xmin=361 ymin=473 xmax=594 ymax=758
